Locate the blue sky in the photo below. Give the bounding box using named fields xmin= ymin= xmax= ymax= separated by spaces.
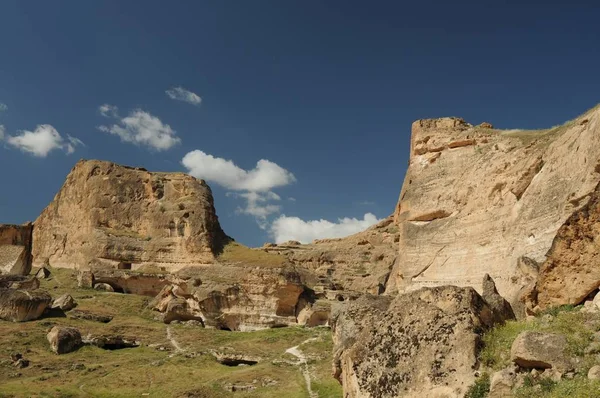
xmin=1 ymin=1 xmax=599 ymax=247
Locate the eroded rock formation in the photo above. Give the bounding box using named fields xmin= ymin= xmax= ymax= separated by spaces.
xmin=32 ymin=159 xmax=229 ymax=271
xmin=530 ymin=181 xmax=600 ymax=309
xmin=263 ymin=217 xmax=399 ymax=296
xmin=389 ymin=107 xmax=600 ymax=307
xmin=0 ymin=223 xmax=33 ymax=275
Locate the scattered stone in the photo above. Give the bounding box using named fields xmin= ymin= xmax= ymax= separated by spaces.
xmin=488 ymin=367 xmax=516 ymax=398
xmin=478 ymin=122 xmax=494 ymax=129
xmin=0 ymin=288 xmax=52 ymax=321
xmin=212 ymin=352 xmax=260 ymax=366
xmin=70 ymin=363 xmax=86 ymax=371
xmin=51 ymin=293 xmax=77 ymax=311
xmin=482 ymin=274 xmax=516 ymax=324
xmin=14 ymin=358 xmax=30 ymax=368
xmin=588 ymin=365 xmax=600 ymax=380
xmin=223 ymin=383 xmax=256 ymax=392
xmin=47 ymin=326 xmax=82 ymax=354
xmin=510 ymin=331 xmax=571 ymax=371
xmin=584 ymin=342 xmax=600 ymax=355
xmin=94 ymin=283 xmax=114 ymax=292
xmin=68 ymin=309 xmax=113 ymax=323
xmin=10 ymin=277 xmax=40 ymax=290
xmin=77 ymin=271 xmax=95 ymax=289
xmin=34 ymin=267 xmax=51 ymax=279
xmin=10 ymin=352 xmax=22 ymax=362
xmin=542 ymin=368 xmax=562 ymax=382
xmin=83 ymin=334 xmax=140 ymax=350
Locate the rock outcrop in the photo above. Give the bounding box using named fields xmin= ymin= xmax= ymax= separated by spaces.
xmin=530 ymin=181 xmax=600 ymax=309
xmin=0 ymin=289 xmax=52 ymax=321
xmin=263 ymin=217 xmax=399 ymax=296
xmin=0 ymin=223 xmax=33 ymax=275
xmin=389 ymin=106 xmax=600 ymax=308
xmin=331 ymin=284 xmax=509 ymax=398
xmin=150 ymin=263 xmax=315 ymax=331
xmin=32 ymin=159 xmax=229 ymax=272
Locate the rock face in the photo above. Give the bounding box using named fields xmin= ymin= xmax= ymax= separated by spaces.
xmin=150 ymin=264 xmax=315 ymax=331
xmin=51 ymin=293 xmax=77 ymax=311
xmin=47 ymin=326 xmax=82 ymax=354
xmin=0 ymin=289 xmax=52 ymax=321
xmin=0 ymin=223 xmax=33 ymax=275
xmin=389 ymin=107 xmax=600 ymax=307
xmin=263 ymin=217 xmax=399 ymax=296
xmin=331 ymin=285 xmax=506 ymax=398
xmin=510 ymin=331 xmax=571 ymax=371
xmin=531 ymin=181 xmax=600 ymax=309
xmin=32 ymin=159 xmax=229 ymax=272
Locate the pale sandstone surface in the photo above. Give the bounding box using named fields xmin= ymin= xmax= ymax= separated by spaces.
xmin=331 ymin=284 xmax=510 ymax=398
xmin=47 ymin=326 xmax=82 ymax=354
xmin=510 ymin=331 xmax=572 ymax=371
xmin=262 ymin=217 xmax=399 ymax=296
xmin=389 ymin=106 xmax=600 ymax=307
xmin=0 ymin=223 xmax=33 ymax=275
xmin=32 ymin=159 xmax=228 ymax=271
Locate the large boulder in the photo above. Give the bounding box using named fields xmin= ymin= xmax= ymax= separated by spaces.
xmin=387 ymin=107 xmax=600 ymax=309
xmin=0 ymin=223 xmax=33 ymax=275
xmin=331 ymin=285 xmax=507 ymax=398
xmin=510 ymin=331 xmax=572 ymax=371
xmin=51 ymin=293 xmax=77 ymax=311
xmin=32 ymin=159 xmax=229 ymax=271
xmin=0 ymin=288 xmax=52 ymax=321
xmin=47 ymin=326 xmax=82 ymax=354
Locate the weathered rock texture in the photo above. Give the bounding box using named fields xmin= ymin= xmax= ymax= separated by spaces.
xmin=532 ymin=181 xmax=600 ymax=309
xmin=0 ymin=223 xmax=33 ymax=275
xmin=32 ymin=159 xmax=228 ymax=271
xmin=149 ymin=264 xmax=315 ymax=331
xmin=389 ymin=106 xmax=600 ymax=307
xmin=0 ymin=289 xmax=52 ymax=321
xmin=510 ymin=331 xmax=572 ymax=371
xmin=263 ymin=217 xmax=399 ymax=296
xmin=331 ymin=285 xmax=507 ymax=398
xmin=47 ymin=326 xmax=82 ymax=354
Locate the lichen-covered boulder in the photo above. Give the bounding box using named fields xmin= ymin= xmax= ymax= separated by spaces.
xmin=331 ymin=285 xmax=507 ymax=398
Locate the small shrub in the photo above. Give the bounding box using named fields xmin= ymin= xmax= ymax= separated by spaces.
xmin=465 ymin=373 xmax=490 ymax=398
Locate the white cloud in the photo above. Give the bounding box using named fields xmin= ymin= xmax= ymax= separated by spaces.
xmin=98 ymin=108 xmax=181 ymax=151
xmin=270 ymin=213 xmax=382 ymax=244
xmin=181 ymin=150 xmax=296 ymax=191
xmin=230 ymin=191 xmax=282 ymax=229
xmin=99 ymin=104 xmax=119 ymax=118
xmin=166 ymin=87 xmax=202 ymax=106
xmin=5 ymin=124 xmax=83 ymax=157
xmin=0 ymin=125 xmax=5 ymax=140
xmin=0 ymin=103 xmax=7 ymax=112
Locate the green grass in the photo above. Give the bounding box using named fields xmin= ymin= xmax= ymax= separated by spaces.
xmin=217 ymin=242 xmax=286 ymax=268
xmin=480 ymin=308 xmax=595 ymax=370
xmin=515 ymin=376 xmax=600 ymax=398
xmin=0 ymin=268 xmax=341 ymax=397
xmin=465 ymin=373 xmax=490 ymax=398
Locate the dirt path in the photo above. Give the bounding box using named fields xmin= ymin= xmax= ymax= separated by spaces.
xmin=285 ymin=337 xmax=319 ymax=398
xmin=166 ymin=326 xmax=185 ymax=353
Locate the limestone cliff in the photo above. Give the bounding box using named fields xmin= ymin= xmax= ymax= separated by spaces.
xmin=389 ymin=106 xmax=600 ymax=306
xmin=0 ymin=223 xmax=33 ymax=275
xmin=262 ymin=217 xmax=399 ymax=296
xmin=32 ymin=159 xmax=229 ymax=271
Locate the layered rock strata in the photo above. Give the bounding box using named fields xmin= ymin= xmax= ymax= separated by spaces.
xmin=389 ymin=106 xmax=600 ymax=306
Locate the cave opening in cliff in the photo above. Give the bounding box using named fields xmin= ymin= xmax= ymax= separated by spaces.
xmin=117 ymin=262 xmax=132 ymax=270
xmin=100 ymin=342 xmax=139 ymax=350
xmin=219 ymin=326 xmax=232 ymax=331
